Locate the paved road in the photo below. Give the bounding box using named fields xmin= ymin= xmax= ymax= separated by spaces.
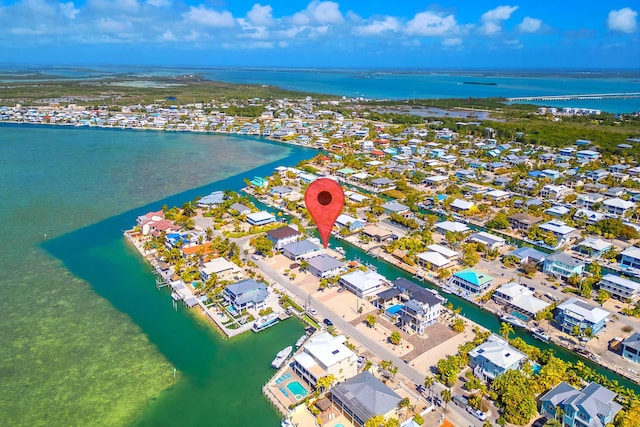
xmin=256 ymin=259 xmax=484 ymax=427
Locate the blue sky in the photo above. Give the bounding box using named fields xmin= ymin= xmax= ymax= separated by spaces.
xmin=0 ymin=0 xmax=638 ymax=69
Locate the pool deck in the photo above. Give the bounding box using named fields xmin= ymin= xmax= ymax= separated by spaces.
xmin=262 ymin=366 xmax=311 ymax=416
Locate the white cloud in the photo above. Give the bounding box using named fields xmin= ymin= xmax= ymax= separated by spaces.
xmin=480 ymin=5 xmax=518 ymax=35
xmin=59 ymin=2 xmax=79 ymax=19
xmin=607 ymin=8 xmax=638 ymax=33
xmin=482 ymin=5 xmax=519 ymax=22
xmin=292 ymin=1 xmax=343 ymax=25
xmin=518 ymin=17 xmax=542 ymax=33
xmin=406 ymin=11 xmax=457 ymax=36
xmin=247 ymin=4 xmax=273 ymax=27
xmin=183 ymin=5 xmax=235 ymax=28
xmin=442 ymin=37 xmax=462 ymax=46
xmin=160 ymin=30 xmax=176 ymax=40
xmin=354 ymin=16 xmax=400 ymax=36
xmin=98 ymin=17 xmax=130 ymax=33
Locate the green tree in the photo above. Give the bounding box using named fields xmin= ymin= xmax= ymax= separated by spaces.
xmin=364 ymin=415 xmax=385 ymax=427
xmin=462 ymin=243 xmax=480 ymax=267
xmin=452 ymin=317 xmax=466 ymax=333
xmin=491 ymin=369 xmax=537 ymax=425
xmin=544 ymin=419 xmax=562 ymax=427
xmin=389 ymin=331 xmax=402 ymax=345
xmin=397 ymin=397 xmax=411 ymax=418
xmin=249 ymin=235 xmax=273 ymax=257
xmin=597 ymin=289 xmax=610 ymax=305
xmin=424 ymin=375 xmax=435 ymax=398
xmin=365 ymin=314 xmax=377 ymax=328
xmin=412 ymin=414 xmax=424 ymax=425
xmin=499 ymin=322 xmax=514 ymax=339
xmin=486 ymin=212 xmax=510 ymax=229
xmin=440 ymin=388 xmax=452 ymax=413
xmin=315 ymin=374 xmax=335 ymax=393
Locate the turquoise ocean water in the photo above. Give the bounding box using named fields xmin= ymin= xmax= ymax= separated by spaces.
xmin=0 ymin=124 xmax=312 ymax=426
xmin=1 ymin=66 xmax=639 ymax=113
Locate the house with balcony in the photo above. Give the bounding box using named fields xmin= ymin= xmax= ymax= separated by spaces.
xmin=468 ymin=334 xmax=526 ymax=381
xmin=540 ymin=184 xmax=571 ymax=200
xmin=620 ymin=246 xmax=640 ymax=270
xmin=335 ymin=214 xmax=365 ymax=233
xmin=621 ymin=333 xmax=640 ymax=364
xmin=339 ymin=269 xmax=386 ymax=298
xmin=540 ymin=382 xmax=621 ymax=427
xmin=602 ymin=198 xmax=635 ymax=216
xmin=281 ymin=238 xmax=323 ymax=261
xmin=492 ymin=282 xmax=550 ymax=319
xmin=543 ymin=252 xmax=586 ymax=279
xmin=576 ymin=193 xmax=605 ymax=209
xmin=200 ymin=257 xmax=242 ymax=282
xmin=223 ymin=279 xmax=269 ymax=312
xmin=508 ymin=213 xmax=542 ymax=231
xmin=574 ymin=238 xmax=613 ymax=258
xmin=266 ymin=225 xmax=301 ymax=250
xmin=555 ymin=297 xmax=609 ymax=335
xmin=307 ymin=254 xmax=344 ymax=278
xmin=598 ymin=274 xmax=640 ymax=301
xmin=392 ymin=278 xmax=445 ymax=335
xmin=448 ymin=269 xmax=493 ymax=295
xmin=246 ymin=211 xmax=276 ymax=226
xmin=539 ymin=220 xmax=579 ymax=243
xmin=292 ymin=332 xmax=357 ymax=388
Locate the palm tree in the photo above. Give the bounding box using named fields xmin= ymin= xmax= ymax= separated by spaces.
xmin=424 ymin=375 xmax=434 ymax=399
xmin=555 ymin=405 xmax=564 ymax=422
xmin=499 ymin=321 xmax=514 ymax=339
xmin=397 ymin=397 xmax=410 ymax=419
xmin=544 ymin=419 xmax=562 ymax=427
xmin=440 ymin=389 xmax=452 ymax=413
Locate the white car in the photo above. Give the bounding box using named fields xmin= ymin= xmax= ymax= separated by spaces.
xmin=309 ymin=309 xmax=317 ymax=315
xmin=466 ymin=406 xmax=487 ymax=421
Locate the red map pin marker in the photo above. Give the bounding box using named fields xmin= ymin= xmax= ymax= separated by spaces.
xmin=304 ymin=178 xmax=345 ymax=249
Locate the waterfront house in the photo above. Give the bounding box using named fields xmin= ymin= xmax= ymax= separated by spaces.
xmin=540 ymin=382 xmax=621 ymax=427
xmin=539 ymin=220 xmax=579 ymax=243
xmin=392 ymin=278 xmax=444 ymax=335
xmin=136 ymin=210 xmax=164 ymax=227
xmin=292 ymin=332 xmax=357 ymax=388
xmin=200 ymin=257 xmax=242 ymax=282
xmin=370 ymin=177 xmax=395 ymax=192
xmin=620 ymin=246 xmax=640 ymax=270
xmin=307 ymin=254 xmax=344 ymax=278
xmin=468 ymin=231 xmax=506 ymax=250
xmin=197 ymin=191 xmax=226 ymax=208
xmin=223 ymin=278 xmax=269 ymax=312
xmin=361 ymin=225 xmax=395 ymax=243
xmin=602 ymin=198 xmax=635 ymax=216
xmin=508 ymin=247 xmax=547 ymax=265
xmin=416 ymin=245 xmax=457 ymax=271
xmin=229 ymin=202 xmax=251 ymax=216
xmin=598 ymin=274 xmax=640 ymax=301
xmin=469 ymin=334 xmax=526 ymax=381
xmin=508 ymin=213 xmax=542 ymax=231
xmin=434 ymin=221 xmax=470 ymax=235
xmin=335 ymin=214 xmax=365 ymax=233
xmin=281 ymin=238 xmax=323 ymax=261
xmin=266 ymin=225 xmax=301 ymax=250
xmin=621 ymin=333 xmax=640 ymax=364
xmin=339 ymin=269 xmax=386 ymax=298
xmin=146 ymin=219 xmax=181 ymax=237
xmin=555 ymin=297 xmax=609 ymax=335
xmin=448 ymin=269 xmax=493 ymax=295
xmin=246 ymin=211 xmax=276 ymax=226
xmin=492 ymin=282 xmax=550 ymax=319
xmin=381 ymin=201 xmax=410 ymax=216
xmin=450 ymin=199 xmax=475 ymax=213
xmin=330 ymin=371 xmax=401 ymax=427
xmin=543 ymin=252 xmax=586 ymax=279
xmin=574 ymin=238 xmax=613 ymax=258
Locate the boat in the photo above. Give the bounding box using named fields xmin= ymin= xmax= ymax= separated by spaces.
xmin=531 ymin=327 xmax=550 ymax=342
xmin=271 ymin=346 xmax=293 ymax=369
xmin=335 ymin=246 xmax=346 ymax=256
xmin=295 ymin=334 xmax=307 ymax=349
xmin=252 ymin=313 xmax=280 ymax=332
xmin=500 ymin=314 xmax=527 ymax=329
xmin=281 ymin=419 xmax=294 ymax=427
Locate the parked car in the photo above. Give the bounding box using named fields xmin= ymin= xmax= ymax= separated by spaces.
xmin=323 ymin=318 xmax=333 ymax=326
xmin=452 ymin=395 xmax=468 ymax=408
xmin=309 ymin=309 xmax=317 ymax=316
xmin=466 ymin=406 xmax=487 ymax=421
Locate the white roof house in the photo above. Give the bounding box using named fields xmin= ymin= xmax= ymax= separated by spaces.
xmin=292 ymin=332 xmax=357 ymax=386
xmin=200 ymin=258 xmax=242 ymax=282
xmin=469 ymin=334 xmax=527 ymax=380
xmin=603 ymin=198 xmax=635 ymax=215
xmin=493 ymin=282 xmax=550 ymax=318
xmin=539 ymin=220 xmax=577 ymax=239
xmin=434 ymin=221 xmax=470 ymax=234
xmin=416 ymin=251 xmax=453 ymax=268
xmin=451 ymin=199 xmax=475 ymax=211
xmin=599 ymin=274 xmax=640 ymax=301
xmin=246 ymin=211 xmax=276 ymax=225
xmin=426 ymin=244 xmax=458 ymax=259
xmin=339 ymin=269 xmax=387 ymax=298
xmin=469 ymin=231 xmax=506 ymax=249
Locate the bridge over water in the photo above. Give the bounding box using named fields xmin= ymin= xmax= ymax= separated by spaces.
xmin=507 ymin=92 xmax=640 ymax=101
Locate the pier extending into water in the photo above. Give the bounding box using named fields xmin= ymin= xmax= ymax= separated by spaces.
xmin=508 ymin=92 xmax=640 ymax=101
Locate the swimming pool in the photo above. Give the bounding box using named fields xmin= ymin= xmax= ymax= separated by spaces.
xmin=286 ymin=381 xmax=308 ymax=399
xmin=386 ymin=304 xmax=404 ymax=315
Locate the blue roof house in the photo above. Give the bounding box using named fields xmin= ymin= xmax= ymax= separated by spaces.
xmin=447 ymin=269 xmax=493 ymax=295
xmin=540 ymin=382 xmax=621 ymax=427
xmin=223 ymin=279 xmax=269 ymax=311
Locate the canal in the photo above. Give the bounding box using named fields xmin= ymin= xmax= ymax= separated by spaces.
xmin=330 ymin=234 xmax=640 ymax=392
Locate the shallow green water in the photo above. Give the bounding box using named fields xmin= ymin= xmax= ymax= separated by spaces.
xmin=0 ymin=124 xmax=310 ymax=426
